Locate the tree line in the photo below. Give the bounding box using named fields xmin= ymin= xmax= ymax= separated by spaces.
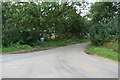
xmin=89 ymin=2 xmax=119 ymax=46
xmin=2 ymin=2 xmax=119 ymax=47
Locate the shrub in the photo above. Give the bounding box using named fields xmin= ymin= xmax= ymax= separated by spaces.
xmin=2 ymin=42 xmax=32 ymax=53
xmin=89 ymin=20 xmax=118 ymax=46
xmin=2 ymin=28 xmax=21 ymax=47
xmin=103 ymin=41 xmax=118 ymax=52
xmin=90 ymin=24 xmax=109 ymax=45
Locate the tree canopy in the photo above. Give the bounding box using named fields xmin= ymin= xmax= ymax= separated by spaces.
xmin=89 ymin=2 xmax=119 ymax=45
xmin=2 ymin=2 xmax=119 ymax=47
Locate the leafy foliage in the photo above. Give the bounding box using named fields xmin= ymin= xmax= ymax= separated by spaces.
xmin=89 ymin=2 xmax=119 ymax=45
xmin=2 ymin=2 xmax=88 ymax=47
xmin=2 ymin=38 xmax=89 ymax=53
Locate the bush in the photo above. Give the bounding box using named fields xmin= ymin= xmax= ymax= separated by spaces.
xmin=2 ymin=42 xmax=32 ymax=53
xmin=90 ymin=24 xmax=109 ymax=45
xmin=89 ymin=21 xmax=118 ymax=46
xmin=103 ymin=41 xmax=118 ymax=52
xmin=2 ymin=28 xmax=40 ymax=47
xmin=2 ymin=28 xmax=21 ymax=47
xmin=20 ymin=30 xmax=39 ymax=46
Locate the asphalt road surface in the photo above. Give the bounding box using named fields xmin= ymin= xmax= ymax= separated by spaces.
xmin=0 ymin=42 xmax=118 ymax=78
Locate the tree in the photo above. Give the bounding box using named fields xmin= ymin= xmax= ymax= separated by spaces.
xmin=2 ymin=2 xmax=88 ymax=46
xmin=89 ymin=2 xmax=119 ymax=45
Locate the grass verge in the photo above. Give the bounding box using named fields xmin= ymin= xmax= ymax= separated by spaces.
xmin=2 ymin=44 xmax=32 ymax=53
xmin=2 ymin=38 xmax=89 ymax=53
xmin=34 ymin=38 xmax=89 ymax=48
xmin=86 ymin=44 xmax=118 ymax=61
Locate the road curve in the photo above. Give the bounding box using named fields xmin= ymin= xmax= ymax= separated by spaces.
xmin=0 ymin=42 xmax=118 ymax=78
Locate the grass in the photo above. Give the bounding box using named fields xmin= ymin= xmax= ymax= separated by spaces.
xmin=103 ymin=41 xmax=118 ymax=52
xmin=0 ymin=48 xmax=1 ymax=53
xmin=2 ymin=44 xmax=32 ymax=53
xmin=86 ymin=44 xmax=118 ymax=61
xmin=2 ymin=38 xmax=89 ymax=53
xmin=35 ymin=38 xmax=89 ymax=48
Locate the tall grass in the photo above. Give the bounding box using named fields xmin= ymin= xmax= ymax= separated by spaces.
xmin=2 ymin=38 xmax=89 ymax=53
xmin=86 ymin=44 xmax=118 ymax=61
xmin=2 ymin=43 xmax=32 ymax=53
